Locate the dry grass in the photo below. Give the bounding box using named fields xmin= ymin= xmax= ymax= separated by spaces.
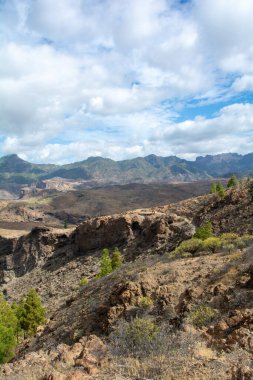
xmin=229 ymin=250 xmax=244 ymax=262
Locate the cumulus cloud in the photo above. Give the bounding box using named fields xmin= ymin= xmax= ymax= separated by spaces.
xmin=0 ymin=0 xmax=253 ymax=163
xmin=151 ymin=103 xmax=253 ymax=157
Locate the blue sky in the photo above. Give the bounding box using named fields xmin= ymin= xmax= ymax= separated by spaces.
xmin=0 ymin=0 xmax=253 ymax=163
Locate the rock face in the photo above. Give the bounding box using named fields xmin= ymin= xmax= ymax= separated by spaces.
xmin=74 ymin=207 xmax=195 ymax=256
xmin=0 ymin=227 xmax=73 ymax=283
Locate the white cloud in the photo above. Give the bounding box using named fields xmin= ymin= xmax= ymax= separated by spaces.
xmin=151 ymin=103 xmax=253 ymax=157
xmin=0 ymin=0 xmax=253 ymax=163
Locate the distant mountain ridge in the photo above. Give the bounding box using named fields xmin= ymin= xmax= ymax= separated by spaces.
xmin=0 ymin=152 xmax=253 ymax=193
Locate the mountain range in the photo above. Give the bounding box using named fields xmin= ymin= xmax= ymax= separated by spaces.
xmin=0 ymin=152 xmax=253 ymax=193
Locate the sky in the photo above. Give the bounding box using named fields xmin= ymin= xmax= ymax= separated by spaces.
xmin=1 ymin=0 xmax=253 ymax=164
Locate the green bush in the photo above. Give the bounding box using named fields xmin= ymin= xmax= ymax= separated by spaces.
xmin=0 ymin=295 xmax=18 ymax=363
xmin=0 ymin=325 xmax=17 ymax=364
xmin=174 ymin=238 xmax=204 ymax=257
xmin=18 ymin=289 xmax=46 ymax=337
xmin=189 ymin=305 xmax=216 ymax=327
xmin=210 ymin=182 xmax=217 ymax=194
xmin=203 ymin=237 xmax=222 ymax=253
xmin=194 ymin=222 xmax=213 ymax=240
xmin=138 ymin=296 xmax=153 ymax=309
xmin=126 ymin=318 xmax=159 ymax=344
xmin=96 ymin=247 xmax=123 ymax=278
xmin=97 ymin=248 xmax=113 ymax=278
xmin=111 ymin=247 xmax=123 ymax=270
xmin=220 ymin=233 xmax=239 ymax=242
xmin=80 ymin=276 xmax=89 ymax=286
xmin=227 ymin=175 xmax=237 ymax=188
xmin=217 ymin=181 xmax=225 ymax=199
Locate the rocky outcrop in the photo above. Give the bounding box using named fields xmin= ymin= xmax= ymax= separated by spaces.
xmin=0 ymin=335 xmax=108 ymax=380
xmin=74 ymin=207 xmax=195 ymax=256
xmin=0 ymin=227 xmax=73 ymax=284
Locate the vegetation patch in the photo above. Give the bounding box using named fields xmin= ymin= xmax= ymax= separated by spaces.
xmin=0 ymin=289 xmax=46 ymax=364
xmin=229 ymin=251 xmax=244 ymax=262
xmin=172 ymin=238 xmax=204 ymax=257
xmin=80 ymin=276 xmax=89 ymax=286
xmin=170 ymin=225 xmax=253 ymax=259
xmin=189 ymin=305 xmax=216 ymax=327
xmin=96 ymin=247 xmax=123 ymax=278
xmin=138 ymin=296 xmax=154 ymax=309
xmin=193 ymin=221 xmax=213 ymax=240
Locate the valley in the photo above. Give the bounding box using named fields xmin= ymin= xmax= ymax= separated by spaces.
xmin=0 ymin=181 xmax=214 ymax=233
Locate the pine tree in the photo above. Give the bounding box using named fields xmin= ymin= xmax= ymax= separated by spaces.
xmin=111 ymin=247 xmax=123 ymax=270
xmin=210 ymin=182 xmax=217 ymax=194
xmin=0 ymin=295 xmax=18 ymax=363
xmin=227 ymin=175 xmax=237 ymax=188
xmin=193 ymin=221 xmax=213 ymax=240
xmin=217 ymin=181 xmax=225 ymax=199
xmin=98 ymin=248 xmax=112 ymax=278
xmin=12 ymin=300 xmax=25 ymax=341
xmin=19 ymin=289 xmax=46 ymax=337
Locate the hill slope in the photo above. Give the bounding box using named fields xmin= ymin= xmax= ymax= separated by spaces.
xmin=0 ymin=183 xmax=253 ymax=378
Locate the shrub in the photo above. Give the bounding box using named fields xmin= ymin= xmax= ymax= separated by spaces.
xmin=109 ymin=318 xmax=159 ymax=358
xmin=0 ymin=325 xmax=17 ymax=364
xmin=111 ymin=247 xmax=123 ymax=270
xmin=174 ymin=238 xmax=204 ymax=257
xmin=227 ymin=175 xmax=237 ymax=188
xmin=210 ymin=182 xmax=217 ymax=194
xmin=203 ymin=237 xmax=222 ymax=253
xmin=97 ymin=248 xmax=113 ymax=278
xmin=220 ymin=233 xmax=239 ymax=242
xmin=189 ymin=305 xmax=216 ymax=327
xmin=0 ymin=295 xmax=18 ymax=363
xmin=18 ymin=289 xmax=46 ymax=337
xmin=217 ymin=181 xmax=225 ymax=199
xmin=80 ymin=276 xmax=89 ymax=286
xmin=220 ymin=233 xmax=246 ymax=250
xmin=229 ymin=251 xmax=244 ymax=262
xmin=138 ymin=296 xmax=153 ymax=309
xmin=194 ymin=222 xmax=213 ymax=240
xmin=222 ymin=243 xmax=236 ymax=254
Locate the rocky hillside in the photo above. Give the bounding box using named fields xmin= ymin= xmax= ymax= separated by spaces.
xmin=0 ymin=183 xmax=253 ymax=379
xmin=1 ymin=152 xmax=253 ymax=194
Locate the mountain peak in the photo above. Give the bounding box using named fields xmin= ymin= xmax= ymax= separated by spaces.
xmin=0 ymin=154 xmax=31 ymax=173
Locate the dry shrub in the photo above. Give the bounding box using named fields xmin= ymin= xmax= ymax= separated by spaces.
xmin=108 ymin=321 xmax=222 ymax=379
xmin=229 ymin=251 xmax=244 ymax=262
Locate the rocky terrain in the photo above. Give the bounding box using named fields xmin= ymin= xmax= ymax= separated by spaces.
xmin=0 ymin=184 xmax=253 ymax=379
